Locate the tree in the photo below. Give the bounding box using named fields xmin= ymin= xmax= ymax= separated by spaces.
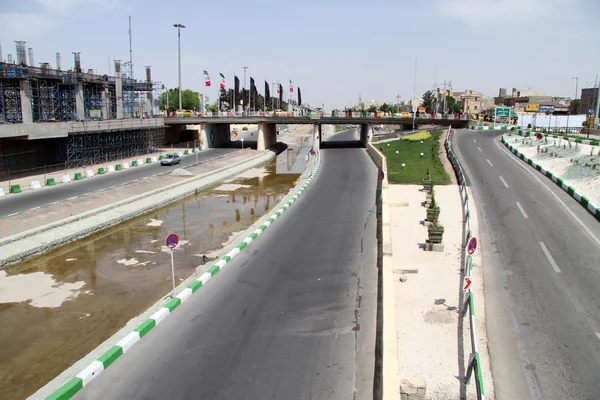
xmin=421 ymin=90 xmax=436 ymax=114
xmin=158 ymin=88 xmax=200 ymax=111
xmin=445 ymin=96 xmax=462 ymax=114
xmin=569 ymin=99 xmax=581 ymax=115
xmin=379 ymin=103 xmax=390 ymax=113
xmin=367 ymin=105 xmax=378 ymax=113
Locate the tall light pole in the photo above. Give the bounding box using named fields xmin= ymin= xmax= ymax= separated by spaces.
xmin=173 ymin=24 xmax=185 ymax=111
xmin=242 ymin=66 xmax=248 ymax=114
xmin=567 ymin=77 xmax=578 ymax=133
xmin=396 ymin=94 xmax=401 ymax=115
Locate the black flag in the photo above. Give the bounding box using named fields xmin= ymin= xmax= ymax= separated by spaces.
xmin=250 ymin=77 xmax=256 ymax=110
xmin=298 ymin=87 xmax=302 ymax=106
xmin=265 ymin=81 xmax=271 ymax=109
xmin=234 ymin=76 xmax=240 ymax=110
xmin=278 ymin=83 xmax=283 ymax=108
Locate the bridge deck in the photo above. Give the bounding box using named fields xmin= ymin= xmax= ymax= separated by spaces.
xmin=164 ymin=116 xmax=469 ymax=126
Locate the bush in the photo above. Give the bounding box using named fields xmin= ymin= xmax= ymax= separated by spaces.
xmin=402 ymin=130 xmax=432 ymax=141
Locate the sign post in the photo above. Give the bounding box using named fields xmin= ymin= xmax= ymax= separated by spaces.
xmin=494 ymin=107 xmax=510 ymax=126
xmin=241 ymin=138 xmax=244 ymax=150
xmin=166 ymin=233 xmax=179 ymax=297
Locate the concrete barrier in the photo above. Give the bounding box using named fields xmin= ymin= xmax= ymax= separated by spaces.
xmin=115 ymin=164 xmax=122 ymax=171
xmin=97 ymin=168 xmax=105 ymax=175
xmin=137 ymin=159 xmax=144 ymax=166
xmin=46 ymin=178 xmax=56 ymax=186
xmin=108 ymin=165 xmax=115 ymax=173
xmin=9 ymin=184 xmax=22 ymax=194
xmin=74 ymin=172 xmax=83 ymax=180
xmin=0 ymin=188 xmax=5 ymax=197
xmin=30 ymin=180 xmax=42 ymax=190
xmin=123 ymin=163 xmax=129 ymax=169
xmin=151 ymin=156 xmax=158 ymax=162
xmin=131 ymin=160 xmax=138 ymax=167
xmin=145 ymin=158 xmax=152 ymax=164
xmin=62 ymin=175 xmax=71 ymax=183
xmin=85 ymin=170 xmax=94 ymax=178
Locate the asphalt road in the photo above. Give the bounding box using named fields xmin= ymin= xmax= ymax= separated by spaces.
xmin=0 ymin=148 xmax=239 ymax=218
xmin=453 ymin=129 xmax=600 ymax=400
xmin=76 ymin=129 xmax=378 ymax=400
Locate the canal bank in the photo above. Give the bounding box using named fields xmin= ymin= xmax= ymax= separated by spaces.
xmin=2 ymin=144 xmax=313 ymax=400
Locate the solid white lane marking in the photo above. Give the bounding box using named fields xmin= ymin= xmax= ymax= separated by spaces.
xmin=486 ymin=159 xmax=494 ymax=167
xmin=478 ymin=146 xmax=482 ymax=152
xmin=516 ymin=202 xmax=529 ymax=219
xmin=539 ymin=242 xmax=561 ymax=273
xmin=495 ymin=140 xmax=600 ymax=247
xmin=499 ymin=176 xmax=509 ymax=188
xmin=7 ymin=212 xmax=19 ymax=217
xmin=84 ymin=192 xmax=92 ymax=196
xmin=67 ymin=196 xmax=77 ymax=200
xmin=49 ymin=201 xmax=58 ymax=205
xmin=29 ymin=206 xmax=40 ymax=211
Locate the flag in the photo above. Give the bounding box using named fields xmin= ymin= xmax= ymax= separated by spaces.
xmin=289 ymin=79 xmax=293 ymax=93
xmin=278 ymin=83 xmax=283 ymax=106
xmin=219 ymin=73 xmax=225 ymax=89
xmin=250 ymin=77 xmax=256 ymax=110
xmin=204 ymin=70 xmax=211 ymax=87
xmin=234 ymin=76 xmax=240 ymax=107
xmin=298 ymin=87 xmax=302 ymax=106
xmin=265 ymin=81 xmax=271 ymax=109
xmin=277 ymin=85 xmax=280 ymax=94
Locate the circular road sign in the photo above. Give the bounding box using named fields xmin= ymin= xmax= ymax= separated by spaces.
xmin=166 ymin=233 xmax=179 ymax=249
xmin=467 ymin=236 xmax=478 ymax=255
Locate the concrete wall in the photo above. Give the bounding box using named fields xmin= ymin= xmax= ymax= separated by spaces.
xmin=0 ymin=118 xmax=166 ymax=140
xmin=198 ymin=123 xmax=231 ymax=148
xmin=257 ymin=123 xmax=277 ymax=150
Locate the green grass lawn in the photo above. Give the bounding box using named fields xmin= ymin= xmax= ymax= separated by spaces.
xmin=335 ymin=125 xmax=345 ymax=132
xmin=380 ymin=131 xmax=450 ymax=185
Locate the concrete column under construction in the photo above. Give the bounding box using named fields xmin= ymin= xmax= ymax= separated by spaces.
xmin=115 ymin=77 xmax=124 ymax=119
xmin=312 ymin=124 xmax=321 ymax=151
xmin=19 ymin=80 xmax=33 ymax=124
xmin=75 ymin=84 xmax=85 ymax=121
xmin=101 ymin=88 xmax=110 ymax=120
xmin=257 ymin=123 xmax=277 ymax=151
xmin=198 ymin=123 xmax=231 ymax=149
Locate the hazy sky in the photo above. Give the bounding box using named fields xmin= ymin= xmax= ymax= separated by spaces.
xmin=1 ymin=0 xmax=599 ymax=109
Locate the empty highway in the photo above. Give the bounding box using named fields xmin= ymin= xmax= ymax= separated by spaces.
xmin=75 ymin=129 xmax=379 ymax=400
xmin=453 ymin=129 xmax=600 ymax=400
xmin=0 ymin=147 xmax=241 ymax=218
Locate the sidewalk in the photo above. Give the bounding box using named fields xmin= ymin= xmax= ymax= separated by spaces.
xmin=389 ymin=184 xmax=494 ymax=399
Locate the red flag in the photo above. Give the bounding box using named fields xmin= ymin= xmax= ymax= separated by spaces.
xmin=204 ymin=70 xmax=211 ymax=87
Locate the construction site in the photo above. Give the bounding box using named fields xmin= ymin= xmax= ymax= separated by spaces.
xmin=0 ymin=39 xmax=166 ymax=179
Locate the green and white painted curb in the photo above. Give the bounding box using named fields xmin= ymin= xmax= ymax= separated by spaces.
xmin=501 ymin=136 xmax=600 ymax=221
xmin=470 ymin=125 xmax=513 ymax=131
xmin=45 ymin=154 xmax=321 ymax=400
xmin=506 ymin=127 xmax=600 ymax=146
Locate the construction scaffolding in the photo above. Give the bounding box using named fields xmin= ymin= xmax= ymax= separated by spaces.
xmin=66 ymin=126 xmax=165 ymax=168
xmin=0 ymin=77 xmax=21 ymax=123
xmin=83 ymin=83 xmax=103 ymax=120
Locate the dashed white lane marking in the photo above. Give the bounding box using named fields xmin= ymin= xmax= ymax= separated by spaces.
xmin=67 ymin=196 xmax=77 ymax=200
xmin=84 ymin=192 xmax=92 ymax=196
xmin=499 ymin=176 xmax=509 ymax=188
xmin=495 ymin=140 xmax=600 ymax=247
xmin=29 ymin=206 xmax=40 ymax=211
xmin=478 ymin=146 xmax=482 ymax=152
xmin=473 ymin=139 xmax=476 ymax=143
xmin=49 ymin=201 xmax=58 ymax=205
xmin=486 ymin=159 xmax=494 ymax=167
xmin=516 ymin=202 xmax=529 ymax=219
xmin=7 ymin=212 xmax=20 ymax=217
xmin=539 ymin=242 xmax=561 ymax=273
xmin=596 ymin=332 xmax=600 ymax=341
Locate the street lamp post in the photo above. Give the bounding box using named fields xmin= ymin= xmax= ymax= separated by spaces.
xmin=242 ymin=66 xmax=248 ymax=115
xmin=396 ymin=94 xmax=401 ymax=115
xmin=567 ymin=77 xmax=578 ymax=134
xmin=173 ymin=24 xmax=185 ymax=111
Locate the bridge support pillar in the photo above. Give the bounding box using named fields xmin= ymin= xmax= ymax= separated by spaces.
xmin=115 ymin=77 xmax=124 ymax=119
xmin=312 ymin=124 xmax=321 ymax=151
xmin=75 ymin=84 xmax=85 ymax=121
xmin=359 ymin=123 xmax=371 ymax=147
xmin=198 ymin=123 xmax=231 ymax=148
xmin=257 ymin=123 xmax=277 ymax=150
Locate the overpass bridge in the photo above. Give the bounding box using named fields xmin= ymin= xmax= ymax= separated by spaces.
xmin=164 ymin=116 xmax=469 ymax=150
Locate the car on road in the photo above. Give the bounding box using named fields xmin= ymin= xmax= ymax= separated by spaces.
xmin=160 ymin=153 xmax=181 ymax=166
xmin=242 ymin=126 xmax=248 ymax=131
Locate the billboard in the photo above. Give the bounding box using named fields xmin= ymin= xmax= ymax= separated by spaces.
xmin=525 ymin=103 xmax=539 ymax=112
xmin=538 ymin=105 xmax=555 ymax=113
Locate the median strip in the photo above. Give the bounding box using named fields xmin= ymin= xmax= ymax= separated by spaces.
xmin=43 ymin=153 xmax=322 ymax=400
xmin=501 ymin=136 xmax=600 ymax=221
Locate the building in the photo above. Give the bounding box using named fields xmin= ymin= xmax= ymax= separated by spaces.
xmin=457 ymin=90 xmax=484 ymax=114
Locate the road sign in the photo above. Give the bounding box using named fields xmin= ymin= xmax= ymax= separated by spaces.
xmin=166 ymin=233 xmax=179 ymax=249
xmin=467 ymin=236 xmax=478 ymax=255
xmin=538 ymin=105 xmax=555 ymax=113
xmin=495 ymin=107 xmax=510 ymax=118
xmin=463 ymin=277 xmax=472 ymax=291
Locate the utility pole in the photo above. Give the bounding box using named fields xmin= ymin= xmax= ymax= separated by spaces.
xmin=173 ymin=24 xmax=186 ymax=111
xmin=412 ymin=57 xmax=417 ymax=131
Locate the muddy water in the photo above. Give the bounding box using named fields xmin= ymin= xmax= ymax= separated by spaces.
xmin=0 ymin=149 xmax=308 ymax=400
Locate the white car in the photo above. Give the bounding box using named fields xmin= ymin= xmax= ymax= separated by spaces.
xmin=160 ymin=153 xmax=181 ymax=166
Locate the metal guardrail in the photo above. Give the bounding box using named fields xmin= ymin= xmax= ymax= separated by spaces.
xmin=444 ymin=126 xmax=486 ymax=400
